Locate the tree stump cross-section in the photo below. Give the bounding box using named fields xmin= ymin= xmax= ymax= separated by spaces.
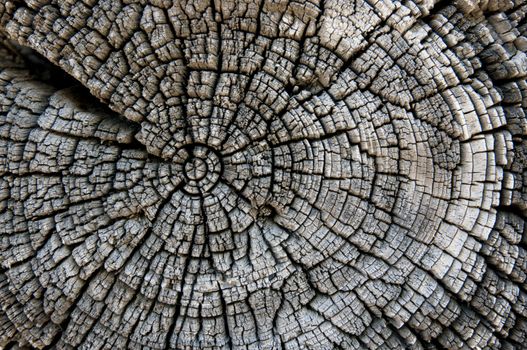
xmin=0 ymin=0 xmax=527 ymax=349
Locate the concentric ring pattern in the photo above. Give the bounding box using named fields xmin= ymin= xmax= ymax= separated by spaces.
xmin=0 ymin=1 xmax=526 ymax=349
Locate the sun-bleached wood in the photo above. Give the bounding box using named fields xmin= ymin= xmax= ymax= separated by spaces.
xmin=0 ymin=0 xmax=526 ymax=349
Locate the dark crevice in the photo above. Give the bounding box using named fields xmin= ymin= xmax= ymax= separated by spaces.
xmin=495 ymin=204 xmax=527 ymax=220
xmin=6 ymin=41 xmax=78 ymax=89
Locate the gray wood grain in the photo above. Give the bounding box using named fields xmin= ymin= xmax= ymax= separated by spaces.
xmin=0 ymin=0 xmax=526 ymax=349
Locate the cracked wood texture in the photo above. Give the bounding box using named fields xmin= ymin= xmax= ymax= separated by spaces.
xmin=0 ymin=0 xmax=527 ymax=349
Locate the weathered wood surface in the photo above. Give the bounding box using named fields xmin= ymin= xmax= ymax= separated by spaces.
xmin=0 ymin=0 xmax=526 ymax=349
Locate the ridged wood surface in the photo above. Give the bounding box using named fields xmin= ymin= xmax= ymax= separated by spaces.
xmin=0 ymin=0 xmax=526 ymax=349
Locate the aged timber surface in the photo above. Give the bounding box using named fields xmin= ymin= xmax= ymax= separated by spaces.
xmin=0 ymin=0 xmax=526 ymax=349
